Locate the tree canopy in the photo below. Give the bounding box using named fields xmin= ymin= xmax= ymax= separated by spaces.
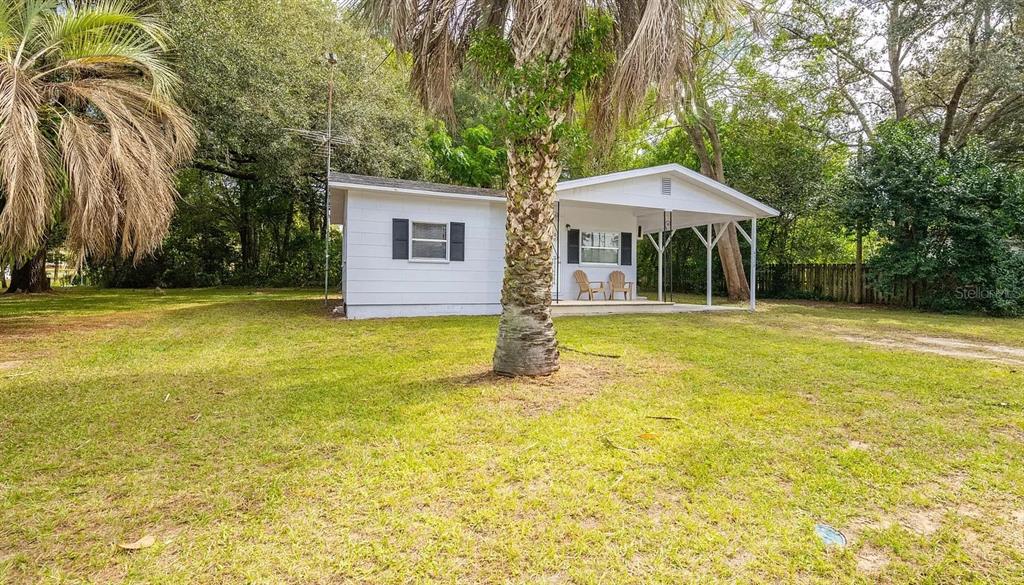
xmin=3 ymin=0 xmax=1021 ymax=318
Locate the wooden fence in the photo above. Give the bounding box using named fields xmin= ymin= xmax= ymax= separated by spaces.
xmin=757 ymin=263 xmax=920 ymax=307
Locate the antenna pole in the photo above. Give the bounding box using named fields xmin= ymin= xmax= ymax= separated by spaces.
xmin=324 ymin=53 xmax=337 ymax=305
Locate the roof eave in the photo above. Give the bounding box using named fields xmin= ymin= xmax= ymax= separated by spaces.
xmin=329 ymin=181 xmax=505 ymax=202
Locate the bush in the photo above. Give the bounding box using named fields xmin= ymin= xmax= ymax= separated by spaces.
xmin=844 ymin=121 xmax=1024 ymax=316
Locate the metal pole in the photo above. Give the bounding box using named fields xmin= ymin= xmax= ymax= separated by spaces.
xmin=657 ymin=230 xmax=664 ymax=302
xmin=554 ymin=202 xmax=560 ymax=302
xmin=750 ymin=218 xmax=757 ymax=311
xmin=706 ymin=224 xmax=712 ymax=306
xmin=324 ymin=53 xmax=336 ymax=305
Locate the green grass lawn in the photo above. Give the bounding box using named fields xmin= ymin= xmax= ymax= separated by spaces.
xmin=2 ymin=289 xmax=1023 ymax=583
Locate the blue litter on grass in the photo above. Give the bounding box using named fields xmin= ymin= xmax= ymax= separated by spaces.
xmin=815 ymin=523 xmax=847 ymax=547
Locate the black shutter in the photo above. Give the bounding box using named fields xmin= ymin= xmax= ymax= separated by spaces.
xmin=392 ymin=218 xmax=408 ymax=259
xmin=567 ymin=229 xmax=580 ymax=264
xmin=620 ymin=232 xmax=632 ymax=265
xmin=450 ymin=222 xmax=465 ymax=261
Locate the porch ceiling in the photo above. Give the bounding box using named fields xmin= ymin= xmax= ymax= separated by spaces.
xmin=558 ymin=199 xmax=762 ymax=233
xmin=636 ymin=210 xmax=759 ymax=233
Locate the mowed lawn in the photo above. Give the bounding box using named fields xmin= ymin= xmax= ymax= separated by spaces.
xmin=1 ymin=289 xmax=1023 ymax=584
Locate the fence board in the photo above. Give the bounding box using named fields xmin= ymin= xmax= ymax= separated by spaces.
xmin=757 ymin=263 xmax=917 ymax=308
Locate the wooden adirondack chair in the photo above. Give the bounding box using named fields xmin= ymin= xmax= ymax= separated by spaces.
xmin=573 ymin=270 xmax=606 ymax=300
xmin=609 ymin=270 xmax=633 ymax=300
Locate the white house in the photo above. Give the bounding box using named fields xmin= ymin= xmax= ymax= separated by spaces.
xmin=329 ymin=164 xmax=779 ymax=319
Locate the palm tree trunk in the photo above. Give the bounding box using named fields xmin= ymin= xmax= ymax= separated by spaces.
xmin=5 ymin=245 xmax=51 ymax=293
xmin=492 ymin=124 xmax=560 ymax=376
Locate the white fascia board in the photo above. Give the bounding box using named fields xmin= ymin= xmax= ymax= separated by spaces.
xmin=557 ymin=163 xmax=780 ymax=219
xmin=328 ymin=181 xmax=506 ymax=204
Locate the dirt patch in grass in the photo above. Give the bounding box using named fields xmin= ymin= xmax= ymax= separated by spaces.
xmin=847 ymin=440 xmax=872 ymax=451
xmin=902 ymin=508 xmax=943 ymax=536
xmin=836 ymin=332 xmax=1024 ymax=366
xmin=0 ymin=313 xmax=153 ymax=342
xmin=0 ymin=360 xmax=24 ymax=371
xmin=453 ymin=359 xmax=614 ymax=416
xmin=855 ymin=544 xmax=890 ymax=575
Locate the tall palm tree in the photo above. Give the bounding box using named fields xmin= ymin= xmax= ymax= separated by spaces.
xmin=359 ymin=0 xmax=739 ymax=376
xmin=0 ymin=0 xmax=195 ymax=293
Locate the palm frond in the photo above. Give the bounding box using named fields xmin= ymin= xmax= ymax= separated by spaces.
xmin=0 ymin=63 xmax=56 ymax=260
xmin=59 ymin=113 xmax=119 ymax=261
xmin=0 ymin=1 xmax=194 ymax=265
xmin=605 ymin=0 xmax=683 ymax=128
xmin=358 ymin=0 xmax=503 ymax=121
xmin=0 ymin=2 xmax=17 ymax=59
xmin=12 ymin=0 xmax=55 ymax=65
xmin=59 ymin=78 xmax=195 ymax=262
xmin=41 ymin=28 xmax=180 ymax=96
xmin=42 ymin=1 xmax=166 ymax=48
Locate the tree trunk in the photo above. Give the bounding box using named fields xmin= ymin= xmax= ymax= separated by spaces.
xmin=492 ymin=123 xmax=560 ymax=377
xmin=237 ymin=182 xmax=260 ymax=271
xmin=5 ymin=246 xmax=51 ymax=293
xmin=715 ymin=223 xmax=749 ymax=301
xmin=887 ymin=3 xmax=909 ymax=121
xmin=678 ymin=93 xmax=750 ymax=302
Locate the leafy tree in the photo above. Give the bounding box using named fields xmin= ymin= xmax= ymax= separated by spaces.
xmin=845 ymin=120 xmax=1024 ymax=314
xmin=669 ymin=0 xmax=764 ymax=301
xmin=427 ymin=123 xmax=507 ymax=188
xmin=360 ymin=0 xmax=720 ymax=376
xmin=639 ymin=46 xmax=849 ymax=290
xmin=777 ymin=0 xmax=1022 ymax=155
xmin=93 ymin=0 xmax=431 ymax=288
xmin=0 ymin=0 xmax=195 ymax=293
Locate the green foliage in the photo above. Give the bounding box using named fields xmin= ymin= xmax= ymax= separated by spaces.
xmin=466 ymin=11 xmax=614 ymax=140
xmin=846 ymin=120 xmax=1024 ymax=315
xmin=427 ymin=123 xmax=507 ymax=188
xmin=92 ymin=0 xmax=431 ymax=287
xmin=165 ymin=0 xmax=428 ymax=181
xmin=640 ymin=74 xmax=850 ymax=266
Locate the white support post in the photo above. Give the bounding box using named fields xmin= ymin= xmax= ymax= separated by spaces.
xmin=750 ymin=218 xmax=757 ymax=312
xmin=706 ymin=224 xmax=712 ymax=306
xmin=657 ymin=230 xmax=664 ymax=302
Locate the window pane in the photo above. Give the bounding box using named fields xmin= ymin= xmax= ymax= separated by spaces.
xmin=413 ymin=222 xmax=446 ymax=240
xmin=581 ymin=247 xmax=619 ymax=264
xmin=582 ymin=231 xmax=619 ymax=248
xmin=580 ymin=231 xmax=620 ymax=264
xmin=411 ymin=240 xmax=446 ymax=259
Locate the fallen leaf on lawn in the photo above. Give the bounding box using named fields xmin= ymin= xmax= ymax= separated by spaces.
xmin=638 ymin=433 xmax=658 ymax=440
xmin=119 ymin=535 xmax=155 ymax=550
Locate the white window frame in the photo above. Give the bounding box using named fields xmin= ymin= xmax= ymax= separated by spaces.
xmin=409 ymin=220 xmax=450 ymax=263
xmin=579 ymin=230 xmax=621 ymax=266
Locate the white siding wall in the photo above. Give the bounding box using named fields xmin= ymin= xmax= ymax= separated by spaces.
xmin=343 ymin=190 xmax=506 ymax=318
xmin=555 ymin=203 xmax=638 ymax=301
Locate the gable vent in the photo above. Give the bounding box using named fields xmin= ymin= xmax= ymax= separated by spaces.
xmin=661 ymin=177 xmax=671 ymax=196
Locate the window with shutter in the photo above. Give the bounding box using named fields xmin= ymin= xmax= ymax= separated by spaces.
xmin=410 ymin=222 xmax=448 ymax=260
xmin=392 ymin=219 xmax=409 ymax=259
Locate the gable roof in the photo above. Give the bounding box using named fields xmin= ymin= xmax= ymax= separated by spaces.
xmin=329 ymin=172 xmax=504 ymax=199
xmin=330 ymin=164 xmax=779 ymax=219
xmin=557 ymin=163 xmax=779 ymax=218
